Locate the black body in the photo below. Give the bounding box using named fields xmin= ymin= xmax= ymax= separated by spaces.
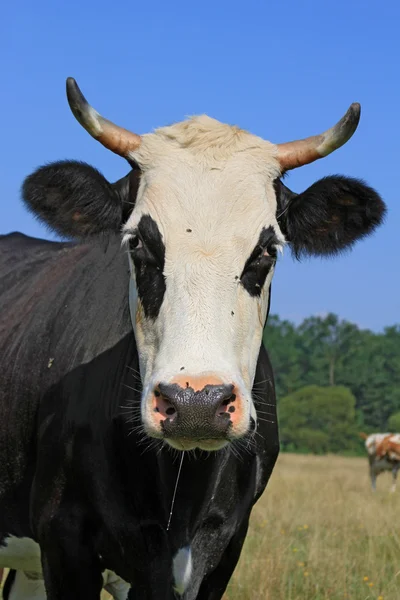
xmin=0 ymin=232 xmax=279 ymax=600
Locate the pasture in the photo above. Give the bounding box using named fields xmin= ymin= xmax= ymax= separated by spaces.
xmin=222 ymin=453 xmax=399 ymax=600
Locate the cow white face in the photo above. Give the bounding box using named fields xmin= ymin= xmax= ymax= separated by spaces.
xmin=123 ymin=117 xmax=284 ymax=449
xmin=22 ymin=79 xmax=386 ymax=452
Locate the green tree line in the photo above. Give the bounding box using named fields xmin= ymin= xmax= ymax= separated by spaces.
xmin=263 ymin=314 xmax=400 ymax=454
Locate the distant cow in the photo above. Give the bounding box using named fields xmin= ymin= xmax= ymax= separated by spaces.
xmin=361 ymin=433 xmax=400 ymax=491
xmin=0 ymin=76 xmax=386 ymax=599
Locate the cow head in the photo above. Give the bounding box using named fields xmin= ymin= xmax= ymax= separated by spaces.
xmin=22 ymin=79 xmax=386 ymax=451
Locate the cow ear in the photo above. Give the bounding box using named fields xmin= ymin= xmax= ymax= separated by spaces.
xmin=22 ymin=161 xmax=138 ymax=240
xmin=277 ymin=176 xmax=386 ymax=258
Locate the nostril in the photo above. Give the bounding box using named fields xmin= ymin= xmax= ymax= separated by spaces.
xmin=216 ymin=387 xmax=237 ymax=419
xmin=218 ymin=412 xmax=231 ymax=420
xmin=222 ymin=393 xmax=236 ymax=406
xmin=213 ymin=385 xmax=241 ymax=430
xmin=218 ymin=401 xmax=232 ymax=416
xmin=153 ymin=388 xmax=178 ymax=422
xmin=219 ymin=390 xmax=236 ymax=413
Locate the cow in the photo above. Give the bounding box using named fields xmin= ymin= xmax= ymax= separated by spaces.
xmin=0 ymin=77 xmax=386 ymax=600
xmin=361 ymin=433 xmax=400 ymax=492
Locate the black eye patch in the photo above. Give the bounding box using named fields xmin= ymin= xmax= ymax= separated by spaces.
xmin=240 ymin=226 xmax=278 ymax=297
xmin=129 ymin=215 xmax=166 ymax=319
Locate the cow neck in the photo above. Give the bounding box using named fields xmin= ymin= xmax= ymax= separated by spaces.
xmin=116 ymin=395 xmax=234 ymax=547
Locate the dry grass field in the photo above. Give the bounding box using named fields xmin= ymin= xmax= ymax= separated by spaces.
xmin=223 ymin=453 xmax=400 ymax=600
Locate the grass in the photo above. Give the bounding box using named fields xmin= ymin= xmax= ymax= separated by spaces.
xmin=223 ymin=453 xmax=400 ymax=600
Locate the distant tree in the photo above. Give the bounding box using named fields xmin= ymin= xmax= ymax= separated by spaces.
xmin=263 ymin=315 xmax=303 ymax=398
xmin=297 ymin=314 xmax=359 ymax=387
xmin=278 ymin=385 xmax=359 ymax=454
xmin=263 ymin=315 xmax=400 ymax=432
xmin=340 ymin=325 xmax=400 ymax=429
xmin=388 ymin=412 xmax=400 ymax=432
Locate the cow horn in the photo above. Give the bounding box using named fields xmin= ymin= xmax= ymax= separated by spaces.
xmin=66 ymin=78 xmax=141 ymax=157
xmin=276 ymin=103 xmax=361 ymax=171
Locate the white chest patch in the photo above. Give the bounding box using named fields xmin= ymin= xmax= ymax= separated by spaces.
xmin=103 ymin=571 xmax=131 ymax=600
xmin=0 ymin=536 xmax=41 ymax=571
xmin=0 ymin=539 xmax=129 ymax=600
xmin=172 ymin=546 xmax=192 ymax=595
xmin=7 ymin=571 xmax=45 ymax=600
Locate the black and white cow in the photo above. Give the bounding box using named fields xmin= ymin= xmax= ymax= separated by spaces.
xmin=0 ymin=79 xmax=385 ymax=600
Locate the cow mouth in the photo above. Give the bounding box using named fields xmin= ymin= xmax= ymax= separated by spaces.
xmin=163 ymin=437 xmax=229 ymax=452
xmin=140 ymin=419 xmax=234 ymax=451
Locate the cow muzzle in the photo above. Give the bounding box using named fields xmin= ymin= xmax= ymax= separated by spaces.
xmin=145 ymin=378 xmax=247 ymax=451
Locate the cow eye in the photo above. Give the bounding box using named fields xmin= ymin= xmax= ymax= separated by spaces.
xmin=263 ymin=243 xmax=278 ymax=259
xmin=250 ymin=248 xmax=276 ymax=270
xmin=129 ymin=235 xmax=143 ymax=251
xmin=240 ymin=244 xmax=277 ymax=297
xmin=247 ymin=243 xmax=277 ymax=266
xmin=129 ymin=235 xmax=163 ymax=270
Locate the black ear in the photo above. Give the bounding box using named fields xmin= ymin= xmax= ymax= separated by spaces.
xmin=22 ymin=161 xmax=139 ymax=240
xmin=276 ymin=176 xmax=386 ymax=258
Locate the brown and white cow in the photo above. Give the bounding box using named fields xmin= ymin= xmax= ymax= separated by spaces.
xmin=361 ymin=433 xmax=400 ymax=492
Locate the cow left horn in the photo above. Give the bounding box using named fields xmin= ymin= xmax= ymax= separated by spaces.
xmin=276 ymin=103 xmax=361 ymax=171
xmin=66 ymin=78 xmax=141 ymax=157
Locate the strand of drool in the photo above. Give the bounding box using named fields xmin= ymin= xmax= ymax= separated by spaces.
xmin=167 ymin=451 xmax=185 ymax=531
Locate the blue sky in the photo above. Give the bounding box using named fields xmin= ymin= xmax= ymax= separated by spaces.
xmin=2 ymin=0 xmax=399 ymax=331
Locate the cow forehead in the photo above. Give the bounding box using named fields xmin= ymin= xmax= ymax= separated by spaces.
xmin=133 ymin=114 xmax=280 ymax=167
xmin=124 ymin=115 xmax=283 ymax=250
